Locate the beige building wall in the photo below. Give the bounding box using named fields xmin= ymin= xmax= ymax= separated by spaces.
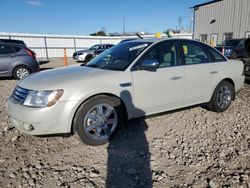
xmin=194 ymin=0 xmax=250 ymax=46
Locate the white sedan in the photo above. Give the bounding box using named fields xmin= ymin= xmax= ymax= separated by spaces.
xmin=8 ymin=39 xmax=245 ymax=145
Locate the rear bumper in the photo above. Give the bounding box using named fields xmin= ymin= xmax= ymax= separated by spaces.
xmin=30 ymin=59 xmax=40 ymax=73
xmin=234 ymin=75 xmax=245 ymax=92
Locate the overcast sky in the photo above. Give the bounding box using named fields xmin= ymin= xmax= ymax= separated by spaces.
xmin=1 ymin=0 xmax=209 ymax=35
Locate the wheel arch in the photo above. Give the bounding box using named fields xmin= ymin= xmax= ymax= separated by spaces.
xmin=12 ymin=64 xmax=31 ymax=77
xmin=222 ymin=78 xmax=235 ymax=88
xmin=84 ymin=54 xmax=94 ymax=61
xmin=70 ymin=93 xmax=129 ymax=133
xmin=210 ymin=77 xmax=236 ymax=102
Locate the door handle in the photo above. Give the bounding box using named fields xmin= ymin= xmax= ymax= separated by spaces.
xmin=210 ymin=70 xmax=218 ymax=74
xmin=171 ymin=75 xmax=182 ymax=80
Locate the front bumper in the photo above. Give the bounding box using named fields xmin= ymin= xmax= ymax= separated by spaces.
xmin=73 ymin=54 xmax=86 ymax=61
xmin=8 ymin=96 xmax=78 ymax=135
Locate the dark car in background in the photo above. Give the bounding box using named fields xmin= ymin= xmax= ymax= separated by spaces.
xmin=215 ymin=38 xmax=250 ymax=59
xmin=0 ymin=39 xmax=27 ymax=47
xmin=245 ymin=61 xmax=250 ymax=80
xmin=215 ymin=38 xmax=250 ymax=80
xmin=73 ymin=44 xmax=114 ymax=62
xmin=0 ymin=42 xmax=39 ymax=80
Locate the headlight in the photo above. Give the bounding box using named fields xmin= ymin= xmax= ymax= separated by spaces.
xmin=23 ymin=89 xmax=64 ymax=108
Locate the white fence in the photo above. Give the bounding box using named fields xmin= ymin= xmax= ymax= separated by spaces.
xmin=0 ymin=32 xmax=192 ymax=60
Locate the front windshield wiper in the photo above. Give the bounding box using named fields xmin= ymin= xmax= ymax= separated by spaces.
xmin=83 ymin=64 xmax=99 ymax=68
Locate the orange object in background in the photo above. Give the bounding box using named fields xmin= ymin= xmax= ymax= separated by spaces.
xmin=63 ymin=48 xmax=68 ymax=66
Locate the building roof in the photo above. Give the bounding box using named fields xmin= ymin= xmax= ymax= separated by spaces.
xmin=191 ymin=0 xmax=223 ymax=9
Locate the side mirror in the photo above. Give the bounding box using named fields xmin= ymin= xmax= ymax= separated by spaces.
xmin=140 ymin=60 xmax=160 ymax=71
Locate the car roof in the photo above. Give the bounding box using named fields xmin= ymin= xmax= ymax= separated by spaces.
xmin=127 ymin=38 xmax=201 ymax=44
xmin=0 ymin=42 xmax=25 ymax=47
xmin=100 ymin=43 xmax=114 ymax=45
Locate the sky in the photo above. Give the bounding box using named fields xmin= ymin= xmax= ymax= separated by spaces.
xmin=1 ymin=0 xmax=209 ymax=35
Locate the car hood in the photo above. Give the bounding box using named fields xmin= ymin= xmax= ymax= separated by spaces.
xmin=18 ymin=65 xmax=116 ymax=91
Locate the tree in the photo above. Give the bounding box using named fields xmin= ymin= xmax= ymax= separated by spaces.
xmin=89 ymin=31 xmax=107 ymax=36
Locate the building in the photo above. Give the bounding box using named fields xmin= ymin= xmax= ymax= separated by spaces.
xmin=192 ymin=0 xmax=250 ymax=46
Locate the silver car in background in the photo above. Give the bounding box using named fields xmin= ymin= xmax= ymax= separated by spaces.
xmin=8 ymin=39 xmax=245 ymax=145
xmin=73 ymin=44 xmax=114 ymax=62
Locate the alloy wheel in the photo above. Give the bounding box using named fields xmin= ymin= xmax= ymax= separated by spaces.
xmin=16 ymin=68 xmax=29 ymax=79
xmin=83 ymin=103 xmax=118 ymax=141
xmin=216 ymin=85 xmax=232 ymax=109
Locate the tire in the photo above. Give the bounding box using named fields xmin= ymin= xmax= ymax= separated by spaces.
xmin=13 ymin=66 xmax=30 ymax=80
xmin=207 ymin=81 xmax=235 ymax=112
xmin=85 ymin=55 xmax=93 ymax=62
xmin=74 ymin=95 xmax=124 ymax=145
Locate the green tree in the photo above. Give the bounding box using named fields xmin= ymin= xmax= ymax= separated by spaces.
xmin=89 ymin=31 xmax=107 ymax=36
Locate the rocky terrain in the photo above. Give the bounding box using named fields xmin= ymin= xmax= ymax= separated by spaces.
xmin=0 ymin=59 xmax=250 ymax=188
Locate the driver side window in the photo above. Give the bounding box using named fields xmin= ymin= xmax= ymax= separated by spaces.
xmin=139 ymin=41 xmax=178 ymax=68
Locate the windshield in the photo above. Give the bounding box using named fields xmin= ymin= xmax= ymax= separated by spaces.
xmin=85 ymin=41 xmax=152 ymax=71
xmin=89 ymin=45 xmax=100 ymax=50
xmin=218 ymin=39 xmax=241 ymax=47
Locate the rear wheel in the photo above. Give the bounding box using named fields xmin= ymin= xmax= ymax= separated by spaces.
xmin=13 ymin=66 xmax=30 ymax=80
xmin=207 ymin=81 xmax=234 ymax=112
xmin=74 ymin=95 xmax=124 ymax=145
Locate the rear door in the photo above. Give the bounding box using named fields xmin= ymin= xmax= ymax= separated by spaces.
xmin=179 ymin=41 xmax=219 ymax=106
xmin=0 ymin=44 xmax=14 ymax=75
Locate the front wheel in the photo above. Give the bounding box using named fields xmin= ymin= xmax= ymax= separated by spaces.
xmin=85 ymin=55 xmax=93 ymax=62
xmin=74 ymin=95 xmax=124 ymax=145
xmin=207 ymin=81 xmax=235 ymax=112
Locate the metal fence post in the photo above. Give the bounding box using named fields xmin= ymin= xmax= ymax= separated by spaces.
xmin=44 ymin=37 xmax=49 ymax=61
xmin=73 ymin=37 xmax=76 ymax=52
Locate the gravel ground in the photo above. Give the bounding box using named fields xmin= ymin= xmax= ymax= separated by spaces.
xmin=0 ymin=59 xmax=250 ymax=188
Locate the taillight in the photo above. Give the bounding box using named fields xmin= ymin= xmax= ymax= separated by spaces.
xmin=25 ymin=48 xmax=35 ymax=58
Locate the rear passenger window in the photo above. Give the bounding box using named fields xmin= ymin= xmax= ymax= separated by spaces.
xmin=209 ymin=47 xmax=227 ymax=62
xmin=181 ymin=42 xmax=209 ymax=65
xmin=12 ymin=46 xmax=21 ymax=53
xmin=0 ymin=45 xmax=13 ymax=55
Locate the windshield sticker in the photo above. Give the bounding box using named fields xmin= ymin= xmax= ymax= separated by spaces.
xmin=129 ymin=44 xmax=148 ymax=51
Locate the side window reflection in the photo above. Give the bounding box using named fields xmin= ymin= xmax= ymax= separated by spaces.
xmin=181 ymin=43 xmax=209 ymax=65
xmin=140 ymin=42 xmax=177 ymax=68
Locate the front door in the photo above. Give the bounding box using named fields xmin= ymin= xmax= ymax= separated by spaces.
xmin=131 ymin=40 xmax=185 ymax=117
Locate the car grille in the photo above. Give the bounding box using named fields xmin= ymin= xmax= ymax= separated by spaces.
xmin=12 ymin=86 xmax=29 ymax=104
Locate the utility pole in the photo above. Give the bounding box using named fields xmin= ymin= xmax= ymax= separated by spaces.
xmin=123 ymin=16 xmax=125 ymax=36
xmin=178 ymin=17 xmax=182 ymax=32
xmin=190 ymin=10 xmax=193 ymax=33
